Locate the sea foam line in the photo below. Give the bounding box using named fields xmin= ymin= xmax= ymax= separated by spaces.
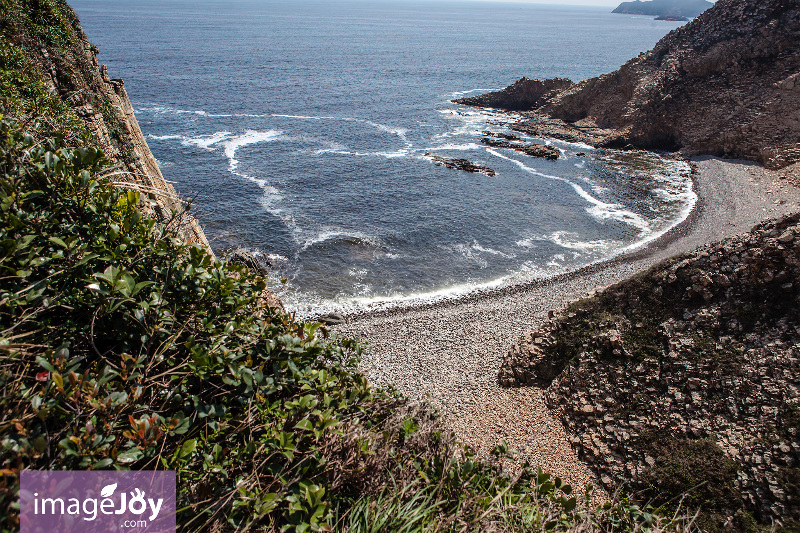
xmin=486 ymin=148 xmax=653 ymax=234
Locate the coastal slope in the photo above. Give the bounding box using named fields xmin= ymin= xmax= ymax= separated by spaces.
xmin=458 ymin=0 xmax=800 ymax=170
xmin=500 ymin=213 xmax=800 ymax=529
xmin=1 ymin=1 xmax=210 ymax=249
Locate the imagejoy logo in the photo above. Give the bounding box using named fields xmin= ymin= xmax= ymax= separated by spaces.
xmin=21 ymin=470 xmax=176 ymax=533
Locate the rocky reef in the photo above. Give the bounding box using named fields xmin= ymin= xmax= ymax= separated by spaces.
xmin=500 ymin=214 xmax=800 ymax=530
xmin=460 ymin=0 xmax=800 ymax=170
xmin=612 ymin=0 xmax=713 ymax=18
xmin=425 ymin=153 xmax=497 ymax=176
xmin=479 ymin=136 xmax=560 ymax=161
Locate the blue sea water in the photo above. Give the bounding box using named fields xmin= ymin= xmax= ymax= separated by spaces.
xmin=70 ymin=0 xmax=694 ymax=315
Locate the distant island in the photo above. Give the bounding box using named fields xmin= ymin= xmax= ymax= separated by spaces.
xmin=612 ymin=0 xmax=713 ymax=18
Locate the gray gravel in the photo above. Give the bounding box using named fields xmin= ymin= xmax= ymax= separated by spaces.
xmin=331 ymin=156 xmax=800 ymax=491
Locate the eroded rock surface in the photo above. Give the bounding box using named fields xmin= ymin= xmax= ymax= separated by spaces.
xmin=462 ymin=0 xmax=800 ymax=170
xmin=453 ymin=77 xmax=573 ymax=111
xmin=426 ymin=153 xmax=497 ymax=176
xmin=501 ymin=214 xmax=800 ymax=527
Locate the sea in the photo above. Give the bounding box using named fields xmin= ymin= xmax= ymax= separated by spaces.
xmin=70 ymin=0 xmax=694 ymax=317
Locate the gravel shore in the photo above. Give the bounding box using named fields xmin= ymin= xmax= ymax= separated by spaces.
xmin=331 ymin=157 xmax=800 ymax=492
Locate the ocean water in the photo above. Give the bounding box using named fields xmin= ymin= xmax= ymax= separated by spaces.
xmin=70 ymin=0 xmax=694 ymax=316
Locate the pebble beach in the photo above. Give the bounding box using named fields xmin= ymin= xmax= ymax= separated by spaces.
xmin=332 ymin=156 xmax=800 ymax=491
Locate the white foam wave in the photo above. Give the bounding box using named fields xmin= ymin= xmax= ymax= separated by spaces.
xmin=517 ymin=231 xmax=620 ymax=253
xmin=423 ymin=143 xmax=483 ymax=151
xmin=471 ymin=241 xmax=515 ymax=258
xmin=218 ymin=130 xmax=282 ymax=170
xmin=182 ymin=131 xmax=233 ymax=150
xmin=301 ymin=230 xmax=382 ymax=251
xmin=271 ymin=114 xmax=323 ymax=120
xmin=148 ymin=134 xmax=184 ymax=141
xmin=448 ymin=88 xmax=499 ymax=98
xmin=487 ymin=148 xmax=652 ymax=234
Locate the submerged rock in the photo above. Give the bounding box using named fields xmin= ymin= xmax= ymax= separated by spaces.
xmin=426 ymin=153 xmax=496 ymax=176
xmin=226 ymin=247 xmax=270 ymax=277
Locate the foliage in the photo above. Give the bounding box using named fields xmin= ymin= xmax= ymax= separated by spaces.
xmin=0 ymin=38 xmax=91 ymax=145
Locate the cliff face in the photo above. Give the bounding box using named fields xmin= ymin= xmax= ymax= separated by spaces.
xmin=459 ymin=0 xmax=800 ymax=170
xmin=500 ymin=215 xmax=800 ymax=529
xmin=1 ymin=0 xmax=210 ymax=250
xmin=547 ymin=0 xmax=800 ymax=169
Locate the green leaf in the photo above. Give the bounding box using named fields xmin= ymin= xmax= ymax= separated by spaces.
xmin=178 ymin=439 xmax=197 ymax=460
xmin=92 ymin=458 xmax=114 ymax=470
xmin=294 ymin=419 xmax=314 ymax=432
xmin=35 ymin=356 xmax=55 ymax=373
xmin=117 ymin=448 xmax=144 ymax=464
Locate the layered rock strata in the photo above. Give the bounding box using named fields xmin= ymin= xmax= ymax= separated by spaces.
xmin=14 ymin=11 xmax=210 ymax=250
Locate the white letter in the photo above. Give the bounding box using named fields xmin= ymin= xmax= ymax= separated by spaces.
xmin=100 ymin=498 xmax=114 ymax=514
xmin=41 ymin=498 xmax=64 ymax=515
xmin=148 ymin=498 xmax=163 ymax=521
xmin=82 ymin=498 xmax=97 ymax=521
xmin=67 ymin=498 xmax=80 ymax=515
xmin=115 ymin=492 xmax=127 ymax=514
xmin=128 ymin=488 xmax=146 ymax=515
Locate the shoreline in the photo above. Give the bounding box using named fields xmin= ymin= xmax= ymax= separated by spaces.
xmin=331 ymin=156 xmax=800 ymax=491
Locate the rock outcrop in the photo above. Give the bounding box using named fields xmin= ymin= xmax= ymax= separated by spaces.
xmin=542 ymin=0 xmax=800 ymax=169
xmin=612 ymin=0 xmax=713 ymax=18
xmin=453 ymin=77 xmax=573 ymax=111
xmin=460 ymin=0 xmax=800 ymax=170
xmin=500 ymin=214 xmax=800 ymax=529
xmin=426 ymin=154 xmax=497 ymax=176
xmin=479 ymin=137 xmax=560 ymax=161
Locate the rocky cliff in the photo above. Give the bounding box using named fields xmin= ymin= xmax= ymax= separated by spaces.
xmin=459 ymin=0 xmax=800 ymax=170
xmin=500 ymin=214 xmax=800 ymax=530
xmin=1 ymin=0 xmax=210 ymax=250
xmin=453 ymin=77 xmax=573 ymax=111
xmin=612 ymin=0 xmax=713 ymax=18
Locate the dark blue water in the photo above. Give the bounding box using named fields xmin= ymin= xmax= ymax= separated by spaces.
xmin=71 ymin=0 xmax=695 ymax=315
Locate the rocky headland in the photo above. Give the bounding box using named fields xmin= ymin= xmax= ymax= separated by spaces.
xmin=458 ymin=0 xmax=800 ymax=171
xmin=612 ymin=0 xmax=713 ymax=19
xmin=454 ymin=77 xmax=572 ymax=111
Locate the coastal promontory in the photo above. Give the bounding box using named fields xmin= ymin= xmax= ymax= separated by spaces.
xmin=459 ymin=0 xmax=800 ymax=170
xmin=612 ymin=0 xmax=713 ymax=18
